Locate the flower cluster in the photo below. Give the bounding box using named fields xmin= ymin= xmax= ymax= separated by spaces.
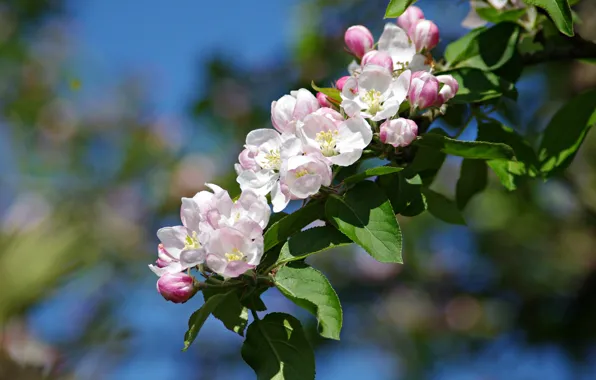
xmin=149 ymin=6 xmax=459 ymax=303
xmin=149 ymin=185 xmax=270 ymax=302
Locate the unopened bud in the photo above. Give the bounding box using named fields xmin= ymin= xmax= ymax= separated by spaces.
xmin=435 ymin=75 xmax=459 ymax=105
xmin=316 ymin=92 xmax=331 ymax=107
xmin=397 ymin=6 xmax=425 ymax=34
xmin=408 ymin=71 xmax=439 ymax=110
xmin=335 ymin=76 xmax=351 ymax=91
xmin=156 ymin=272 xmax=198 ymax=304
xmin=411 ymin=20 xmax=440 ymax=52
xmin=344 ymin=25 xmax=374 ymax=58
xmin=380 ymin=118 xmax=418 ymax=148
xmin=361 ymin=50 xmax=394 ymax=72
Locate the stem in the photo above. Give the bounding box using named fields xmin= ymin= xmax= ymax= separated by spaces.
xmin=251 ymin=308 xmax=260 ymax=321
xmin=201 ymin=280 xmax=242 ymax=289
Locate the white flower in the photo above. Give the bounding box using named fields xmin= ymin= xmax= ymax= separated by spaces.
xmin=271 ymin=154 xmax=332 ymax=212
xmin=150 ymin=198 xmax=207 ymax=276
xmin=298 ymin=110 xmax=372 ymax=166
xmin=377 ymin=23 xmax=432 ymax=72
xmin=341 ymin=65 xmax=411 ymax=121
xmin=271 ymin=89 xmax=319 ymax=134
xmin=205 ymin=226 xmax=264 ymax=278
xmin=236 ymin=128 xmax=302 ymax=197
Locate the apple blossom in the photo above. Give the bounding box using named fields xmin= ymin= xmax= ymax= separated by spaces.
xmin=408 ymin=71 xmax=439 ymax=110
xmin=435 ymin=74 xmax=459 ymax=105
xmin=272 ymin=154 xmax=332 ymax=212
xmin=380 ymin=118 xmax=418 ymax=148
xmin=298 ymin=112 xmax=372 ymax=166
xmin=361 ymin=50 xmax=394 ymax=72
xmin=336 ymin=76 xmax=351 ymax=91
xmin=271 ymin=89 xmax=319 ymax=134
xmin=411 ymin=20 xmax=440 ymax=52
xmin=341 ymin=64 xmax=411 ymax=121
xmin=236 ymin=128 xmax=302 ymax=197
xmin=397 ymin=6 xmax=425 ymax=34
xmin=156 ymin=272 xmax=198 ymax=304
xmin=205 ymin=226 xmax=264 ymax=278
xmin=377 ymin=23 xmax=417 ymax=70
xmin=344 ymin=25 xmax=374 ymax=58
xmin=316 ymin=92 xmax=331 ymax=107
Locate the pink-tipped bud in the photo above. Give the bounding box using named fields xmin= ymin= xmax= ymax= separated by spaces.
xmin=408 ymin=72 xmax=439 ymax=110
xmin=344 ymin=25 xmax=374 ymax=58
xmin=411 ymin=20 xmax=440 ymax=52
xmin=435 ymin=75 xmax=459 ymax=105
xmin=361 ymin=50 xmax=394 ymax=72
xmin=316 ymin=92 xmax=331 ymax=107
xmin=335 ymin=76 xmax=351 ymax=91
xmin=397 ymin=6 xmax=425 ymax=34
xmin=380 ymin=118 xmax=418 ymax=148
xmin=237 ymin=148 xmax=258 ymax=171
xmin=156 ymin=272 xmax=198 ymax=304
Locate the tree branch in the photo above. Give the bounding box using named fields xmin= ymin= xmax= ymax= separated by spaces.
xmin=522 ymin=34 xmax=596 ymax=66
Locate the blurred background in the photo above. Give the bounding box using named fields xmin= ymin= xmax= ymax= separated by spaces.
xmin=1 ymin=0 xmax=596 ymax=379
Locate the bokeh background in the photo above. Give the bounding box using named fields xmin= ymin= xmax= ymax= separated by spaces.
xmin=1 ymin=0 xmax=596 ymax=379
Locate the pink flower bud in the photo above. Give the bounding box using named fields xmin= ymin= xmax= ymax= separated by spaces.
xmin=361 ymin=50 xmax=394 ymax=72
xmin=344 ymin=25 xmax=374 ymax=58
xmin=435 ymin=75 xmax=459 ymax=105
xmin=408 ymin=72 xmax=439 ymax=110
xmin=335 ymin=76 xmax=351 ymax=91
xmin=156 ymin=272 xmax=198 ymax=304
xmin=237 ymin=148 xmax=258 ymax=171
xmin=316 ymin=92 xmax=331 ymax=107
xmin=156 ymin=243 xmax=172 ymax=268
xmin=380 ymin=118 xmax=418 ymax=148
xmin=411 ymin=20 xmax=440 ymax=52
xmin=397 ymin=6 xmax=425 ymax=35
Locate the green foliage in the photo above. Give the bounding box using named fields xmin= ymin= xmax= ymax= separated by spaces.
xmin=415 ymin=131 xmax=515 ymax=160
xmin=422 ymin=188 xmax=466 ymax=225
xmin=203 ymin=287 xmax=249 ymax=336
xmin=446 ymin=69 xmax=517 ymax=103
xmin=263 ymin=201 xmax=325 ymax=251
xmin=326 ymin=181 xmax=403 ymax=263
xmin=456 ymin=159 xmax=488 ymax=209
xmin=242 ymin=313 xmax=315 ymax=380
xmin=384 ymin=0 xmax=418 ymax=18
xmin=475 ymin=7 xmax=528 ymax=23
xmin=183 ymin=290 xmax=236 ymax=351
xmin=538 ymin=89 xmax=596 ymax=176
xmin=343 ymin=166 xmax=404 ymax=184
xmin=523 ymin=0 xmax=574 ymax=36
xmin=275 ymin=262 xmax=343 ymax=340
xmin=276 ymin=226 xmax=351 ymax=266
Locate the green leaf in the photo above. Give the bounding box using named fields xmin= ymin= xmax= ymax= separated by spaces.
xmin=384 ymin=0 xmax=418 ymax=18
xmin=445 ymin=68 xmax=517 ymax=103
xmin=538 ymin=89 xmax=596 ymax=176
xmin=263 ymin=201 xmax=325 ymax=251
xmin=487 ymin=159 xmax=518 ymax=190
xmin=415 ymin=132 xmax=515 ymax=160
xmin=276 ymin=226 xmax=351 ymax=266
xmin=456 ymin=159 xmax=488 ymax=209
xmin=523 ymin=0 xmax=574 ymax=36
xmin=183 ymin=290 xmax=234 ymax=351
xmin=476 ymin=7 xmax=528 ymax=23
xmin=241 ymin=313 xmax=315 ymax=380
xmin=477 ymin=118 xmax=540 ymax=176
xmin=444 ymin=23 xmax=520 ymax=71
xmin=275 ymin=263 xmax=342 ymax=340
xmin=240 ymin=286 xmax=268 ymax=312
xmin=325 ymin=181 xmax=402 ymax=263
xmin=403 ymin=129 xmax=448 ymax=185
xmin=422 ymin=188 xmax=466 ymax=225
xmin=203 ymin=288 xmax=248 ymax=336
xmin=311 ymin=81 xmax=341 ymax=104
xmin=343 ymin=166 xmax=403 ymax=184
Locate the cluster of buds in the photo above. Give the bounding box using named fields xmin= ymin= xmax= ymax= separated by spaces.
xmin=150 ymin=4 xmax=460 ymax=303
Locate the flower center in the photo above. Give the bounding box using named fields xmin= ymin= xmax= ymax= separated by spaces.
xmin=257 ymin=149 xmax=281 ymax=170
xmin=184 ymin=231 xmax=201 ymax=250
xmin=225 ymin=248 xmax=245 ymax=262
xmin=295 ymin=169 xmax=310 ymax=178
xmin=362 ymin=90 xmax=383 ymax=115
xmin=315 ymin=130 xmax=339 ymax=157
